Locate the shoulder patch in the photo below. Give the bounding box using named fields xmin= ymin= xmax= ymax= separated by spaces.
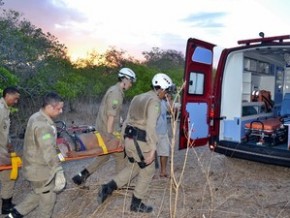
xmin=112 ymin=100 xmax=119 ymax=110
xmin=155 ymin=104 xmax=160 ymax=113
xmin=112 ymin=100 xmax=119 ymax=105
xmin=42 ymin=133 xmax=52 ymax=140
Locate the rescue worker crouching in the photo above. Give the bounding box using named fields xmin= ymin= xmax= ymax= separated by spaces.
xmin=97 ymin=73 xmax=173 ymax=213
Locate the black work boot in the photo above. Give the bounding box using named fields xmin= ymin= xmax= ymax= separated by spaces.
xmin=72 ymin=169 xmax=90 ymax=185
xmin=97 ymin=180 xmax=117 ymax=204
xmin=5 ymin=208 xmax=23 ymax=218
xmin=130 ymin=195 xmax=153 ymax=213
xmin=1 ymin=198 xmax=15 ymax=215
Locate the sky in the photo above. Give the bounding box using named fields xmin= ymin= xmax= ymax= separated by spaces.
xmin=2 ymin=0 xmax=290 ymax=64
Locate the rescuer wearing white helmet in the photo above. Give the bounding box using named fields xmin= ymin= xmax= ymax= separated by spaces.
xmin=97 ymin=73 xmax=173 ymax=213
xmin=151 ymin=73 xmax=173 ymax=91
xmin=118 ymin=67 xmax=136 ymax=84
xmin=72 ymin=67 xmax=136 ymax=186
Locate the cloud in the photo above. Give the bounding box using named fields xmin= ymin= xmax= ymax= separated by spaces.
xmin=2 ymin=0 xmax=290 ymax=63
xmin=182 ymin=12 xmax=226 ymax=28
xmin=2 ymin=0 xmax=86 ymax=33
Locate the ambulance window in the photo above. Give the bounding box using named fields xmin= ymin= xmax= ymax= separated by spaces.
xmin=192 ymin=47 xmax=212 ymax=65
xmin=188 ymin=72 xmax=204 ymax=95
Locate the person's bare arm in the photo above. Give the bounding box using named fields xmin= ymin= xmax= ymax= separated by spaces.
xmin=107 ymin=115 xmax=114 ymax=134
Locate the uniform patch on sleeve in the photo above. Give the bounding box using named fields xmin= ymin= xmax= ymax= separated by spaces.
xmin=112 ymin=100 xmax=119 ymax=109
xmin=42 ymin=133 xmax=52 ymax=140
xmin=155 ymin=104 xmax=160 ymax=113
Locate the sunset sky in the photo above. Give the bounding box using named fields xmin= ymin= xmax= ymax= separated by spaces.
xmin=2 ymin=0 xmax=290 ymax=63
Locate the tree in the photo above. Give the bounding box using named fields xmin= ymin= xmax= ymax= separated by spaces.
xmin=141 ymin=47 xmax=185 ymax=88
xmin=74 ymin=47 xmax=139 ymax=70
xmin=0 ymin=66 xmax=18 ymax=88
xmin=54 ymin=72 xmax=86 ymax=112
xmin=142 ymin=47 xmax=185 ymax=71
xmin=25 ymin=56 xmax=74 ymax=97
xmin=0 ymin=6 xmax=186 ymax=109
xmin=0 ymin=9 xmax=68 ymax=95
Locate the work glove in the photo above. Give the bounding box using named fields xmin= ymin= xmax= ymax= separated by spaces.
xmin=53 ymin=170 xmax=66 ymax=193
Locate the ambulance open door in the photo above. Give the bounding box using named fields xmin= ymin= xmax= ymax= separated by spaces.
xmin=179 ymin=38 xmax=215 ymax=149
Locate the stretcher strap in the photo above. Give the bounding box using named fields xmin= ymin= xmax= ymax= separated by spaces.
xmin=0 ymin=153 xmax=22 ymax=178
xmin=95 ymin=132 xmax=108 ymax=154
xmin=10 ymin=153 xmax=22 ymax=180
xmin=113 ymin=131 xmax=121 ymax=139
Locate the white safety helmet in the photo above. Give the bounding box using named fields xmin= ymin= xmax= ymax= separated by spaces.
xmin=152 ymin=73 xmax=173 ymax=90
xmin=118 ymin=68 xmax=136 ymax=83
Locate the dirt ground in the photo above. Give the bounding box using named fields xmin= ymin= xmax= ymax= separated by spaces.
xmin=5 ymin=143 xmax=290 ymax=218
xmin=3 ymin=107 xmax=290 ymax=218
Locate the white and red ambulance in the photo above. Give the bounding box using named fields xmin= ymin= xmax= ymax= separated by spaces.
xmin=179 ymin=34 xmax=290 ymax=167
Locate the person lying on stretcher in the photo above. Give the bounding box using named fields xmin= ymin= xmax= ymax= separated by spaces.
xmin=57 ymin=131 xmax=124 ymax=158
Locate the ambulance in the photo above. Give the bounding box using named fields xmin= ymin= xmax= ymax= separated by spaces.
xmin=179 ymin=33 xmax=290 ymax=167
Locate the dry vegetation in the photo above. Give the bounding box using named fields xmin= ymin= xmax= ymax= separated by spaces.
xmin=6 ymin=101 xmax=290 ymax=218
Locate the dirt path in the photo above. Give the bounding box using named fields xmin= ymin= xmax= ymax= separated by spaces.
xmin=5 ymin=145 xmax=290 ymax=218
xmin=4 ymin=107 xmax=290 ymax=218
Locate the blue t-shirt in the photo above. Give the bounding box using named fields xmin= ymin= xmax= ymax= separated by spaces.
xmin=156 ymin=100 xmax=168 ymax=134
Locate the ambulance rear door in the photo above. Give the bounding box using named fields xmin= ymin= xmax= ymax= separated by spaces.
xmin=179 ymin=38 xmax=215 ymax=149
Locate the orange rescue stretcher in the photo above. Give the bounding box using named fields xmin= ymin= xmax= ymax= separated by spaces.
xmin=244 ymin=92 xmax=290 ymax=146
xmin=244 ymin=117 xmax=287 ymax=146
xmin=0 ymin=130 xmax=124 ymax=173
xmin=55 ymin=121 xmax=124 ymax=161
xmin=0 ymin=145 xmax=123 ymax=171
xmin=57 ymin=130 xmax=124 ymax=161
